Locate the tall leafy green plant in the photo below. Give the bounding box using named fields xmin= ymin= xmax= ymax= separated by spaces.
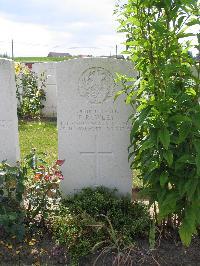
xmin=116 ymin=0 xmax=200 ymax=246
xmin=15 ymin=63 xmax=47 ymax=119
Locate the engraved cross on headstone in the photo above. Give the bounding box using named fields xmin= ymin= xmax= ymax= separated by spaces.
xmin=80 ymin=135 xmax=113 ymax=185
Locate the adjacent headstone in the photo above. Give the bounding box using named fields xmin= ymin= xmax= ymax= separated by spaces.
xmin=0 ymin=59 xmax=20 ymax=164
xmin=32 ymin=62 xmax=57 ymax=118
xmin=57 ymin=58 xmax=137 ymax=195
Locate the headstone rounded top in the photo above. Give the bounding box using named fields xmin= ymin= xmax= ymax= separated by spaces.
xmin=78 ymin=67 xmax=115 ymax=104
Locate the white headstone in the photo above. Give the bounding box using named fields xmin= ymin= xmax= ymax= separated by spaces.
xmin=32 ymin=62 xmax=57 ymax=118
xmin=0 ymin=59 xmax=20 ymax=164
xmin=57 ymin=58 xmax=137 ymax=195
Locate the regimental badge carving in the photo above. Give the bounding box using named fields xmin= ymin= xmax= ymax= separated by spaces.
xmin=78 ymin=67 xmax=115 ymax=104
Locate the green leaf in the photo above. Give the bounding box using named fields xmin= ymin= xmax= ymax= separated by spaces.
xmin=147 ymin=161 xmax=159 ymax=174
xmin=158 ymin=191 xmax=177 ymax=221
xmin=187 ymin=19 xmax=200 ymax=26
xmin=151 ymin=21 xmax=166 ymax=32
xmin=179 ymin=205 xmax=198 ymax=246
xmin=125 ymin=40 xmax=139 ymax=46
xmin=194 ymin=141 xmax=200 ymax=154
xmin=185 ymin=88 xmax=196 ymax=96
xmin=160 ymin=171 xmax=169 ymax=188
xmin=179 ymin=223 xmax=193 ymax=247
xmin=130 ymin=106 xmax=151 ymax=142
xmin=170 ymin=114 xmax=191 ymax=124
xmin=121 ymin=50 xmax=131 ymax=55
xmin=177 ymin=122 xmax=191 ymax=144
xmin=193 ymin=114 xmax=200 ymax=129
xmin=8 ymin=213 xmax=18 ymax=221
xmin=140 ymin=139 xmax=154 ymax=153
xmin=163 ymin=150 xmax=173 ymax=166
xmin=158 ymin=127 xmax=170 ymax=150
xmin=195 ymin=154 xmax=200 ymax=176
xmin=177 ymin=15 xmax=186 ymax=28
xmin=178 ymin=179 xmax=187 ymax=196
xmin=177 ymin=32 xmax=195 ymax=38
xmin=185 ymin=179 xmax=198 ymax=200
xmin=126 ymin=94 xmax=133 ymax=104
xmin=175 ymin=154 xmax=195 ymax=171
xmin=114 ymin=90 xmax=125 ymax=101
xmin=130 ymin=121 xmax=139 ymax=143
xmin=127 ymin=17 xmax=140 ymax=26
xmin=176 ymin=154 xmax=195 ymax=164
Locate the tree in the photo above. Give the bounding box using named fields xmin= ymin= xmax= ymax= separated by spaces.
xmin=116 ymin=0 xmax=200 ymax=246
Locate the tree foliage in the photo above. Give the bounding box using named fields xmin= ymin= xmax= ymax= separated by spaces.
xmin=116 ymin=0 xmax=200 ymax=246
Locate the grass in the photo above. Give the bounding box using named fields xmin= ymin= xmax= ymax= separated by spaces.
xmin=14 ymin=57 xmax=73 ymax=63
xmin=18 ymin=120 xmax=58 ymax=164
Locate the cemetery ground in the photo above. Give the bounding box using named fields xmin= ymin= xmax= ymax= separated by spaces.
xmin=0 ymin=120 xmax=200 ymax=265
xmin=19 ymin=120 xmax=58 ymax=165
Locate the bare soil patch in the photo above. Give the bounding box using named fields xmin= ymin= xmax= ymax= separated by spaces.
xmin=1 ymin=226 xmax=200 ymax=266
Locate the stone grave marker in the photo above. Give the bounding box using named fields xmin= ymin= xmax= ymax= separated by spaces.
xmin=32 ymin=62 xmax=57 ymax=118
xmin=57 ymin=58 xmax=137 ymax=195
xmin=0 ymin=59 xmax=20 ymax=164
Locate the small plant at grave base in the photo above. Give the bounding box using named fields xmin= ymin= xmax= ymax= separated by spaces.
xmin=92 ymin=214 xmax=136 ymax=266
xmin=51 ymin=206 xmax=104 ymax=265
xmin=15 ymin=63 xmax=47 ymax=119
xmin=24 ymin=149 xmax=65 ymax=225
xmin=116 ymin=0 xmax=200 ymax=246
xmin=0 ymin=151 xmax=65 ymax=240
xmin=50 ymin=186 xmax=150 ymax=264
xmin=0 ymin=161 xmax=26 ymax=240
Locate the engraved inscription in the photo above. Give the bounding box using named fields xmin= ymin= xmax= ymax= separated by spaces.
xmin=78 ymin=67 xmax=115 ymax=104
xmin=60 ymin=108 xmax=130 ymax=132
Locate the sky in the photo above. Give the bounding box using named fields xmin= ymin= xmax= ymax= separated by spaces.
xmin=0 ymin=0 xmax=125 ymax=57
xmin=0 ymin=1 xmax=199 ymax=58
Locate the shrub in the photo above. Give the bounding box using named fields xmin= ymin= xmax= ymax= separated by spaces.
xmin=0 ymin=150 xmax=64 ymax=239
xmin=15 ymin=63 xmax=46 ymax=119
xmin=51 ymin=206 xmax=104 ymax=264
xmin=24 ymin=149 xmax=65 ymax=224
xmin=63 ymin=187 xmax=149 ymax=238
xmin=51 ymin=187 xmax=150 ymax=263
xmin=0 ymin=161 xmax=26 ymax=239
xmin=116 ymin=0 xmax=200 ymax=246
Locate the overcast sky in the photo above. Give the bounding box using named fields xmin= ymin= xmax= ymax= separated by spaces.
xmin=0 ymin=0 xmax=125 ymax=57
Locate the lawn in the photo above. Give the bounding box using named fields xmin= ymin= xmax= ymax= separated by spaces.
xmin=14 ymin=57 xmax=72 ymax=63
xmin=18 ymin=120 xmax=58 ymax=164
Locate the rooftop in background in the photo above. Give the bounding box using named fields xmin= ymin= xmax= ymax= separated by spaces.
xmin=48 ymin=52 xmax=72 ymax=57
